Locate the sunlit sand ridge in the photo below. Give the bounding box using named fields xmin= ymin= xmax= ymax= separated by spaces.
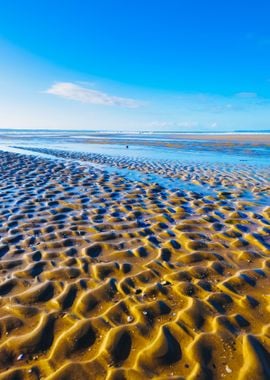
xmin=0 ymin=149 xmax=269 ymax=380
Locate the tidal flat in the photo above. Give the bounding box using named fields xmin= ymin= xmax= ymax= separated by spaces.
xmin=0 ymin=132 xmax=269 ymax=379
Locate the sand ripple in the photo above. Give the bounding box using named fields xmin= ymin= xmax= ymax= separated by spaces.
xmin=0 ymin=150 xmax=269 ymax=379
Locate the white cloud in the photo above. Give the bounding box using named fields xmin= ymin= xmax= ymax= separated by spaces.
xmin=147 ymin=120 xmax=199 ymax=130
xmin=235 ymin=92 xmax=258 ymax=98
xmin=45 ymin=82 xmax=141 ymax=108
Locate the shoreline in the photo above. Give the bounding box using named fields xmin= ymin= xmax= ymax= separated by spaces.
xmin=1 ymin=130 xmax=270 ymax=142
xmin=164 ymin=133 xmax=270 ymax=142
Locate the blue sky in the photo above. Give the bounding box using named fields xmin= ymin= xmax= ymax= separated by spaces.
xmin=0 ymin=0 xmax=270 ymax=131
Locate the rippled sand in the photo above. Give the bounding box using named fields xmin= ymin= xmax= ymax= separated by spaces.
xmin=0 ymin=149 xmax=269 ymax=380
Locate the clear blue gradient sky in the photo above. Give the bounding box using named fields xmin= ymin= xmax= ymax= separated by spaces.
xmin=0 ymin=0 xmax=270 ymax=131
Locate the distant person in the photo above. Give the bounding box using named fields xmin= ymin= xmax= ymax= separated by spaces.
xmin=126 ymin=145 xmax=129 ymax=149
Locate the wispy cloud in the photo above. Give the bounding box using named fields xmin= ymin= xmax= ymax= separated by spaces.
xmin=235 ymin=92 xmax=257 ymax=98
xmin=170 ymin=91 xmax=270 ymax=113
xmin=45 ymin=82 xmax=141 ymax=108
xmin=146 ymin=120 xmax=199 ymax=130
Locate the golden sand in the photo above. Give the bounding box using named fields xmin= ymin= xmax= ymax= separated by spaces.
xmin=155 ymin=133 xmax=270 ymax=143
xmin=79 ymin=133 xmax=270 ymax=152
xmin=0 ymin=150 xmax=269 ymax=379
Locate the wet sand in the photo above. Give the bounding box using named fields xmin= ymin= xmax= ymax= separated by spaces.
xmin=79 ymin=133 xmax=270 ymax=160
xmin=80 ymin=132 xmax=270 ymax=144
xmin=156 ymin=133 xmax=270 ymax=143
xmin=0 ymin=148 xmax=270 ymax=379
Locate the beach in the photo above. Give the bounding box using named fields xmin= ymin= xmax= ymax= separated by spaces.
xmin=0 ymin=134 xmax=269 ymax=379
